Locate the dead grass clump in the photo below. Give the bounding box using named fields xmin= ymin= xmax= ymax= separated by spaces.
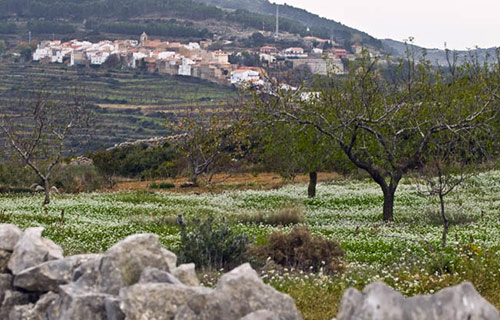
xmin=266 ymin=207 xmax=305 ymax=226
xmin=232 ymin=206 xmax=305 ymax=226
xmin=250 ymin=226 xmax=345 ymax=274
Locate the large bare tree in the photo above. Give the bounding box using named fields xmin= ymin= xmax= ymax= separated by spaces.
xmin=1 ymin=84 xmax=90 ymax=205
xmin=251 ymin=52 xmax=499 ymax=221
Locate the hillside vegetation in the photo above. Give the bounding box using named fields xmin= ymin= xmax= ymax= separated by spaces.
xmin=0 ymin=0 xmax=381 ymax=48
xmin=199 ymin=0 xmax=382 ymax=47
xmin=0 ymin=63 xmax=234 ymax=153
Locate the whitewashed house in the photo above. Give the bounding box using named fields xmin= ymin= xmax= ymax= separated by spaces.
xmin=178 ymin=57 xmax=195 ymax=76
xmin=230 ymin=69 xmax=261 ymax=85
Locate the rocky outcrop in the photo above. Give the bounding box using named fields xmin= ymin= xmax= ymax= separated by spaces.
xmin=336 ymin=281 xmax=500 ymax=320
xmin=0 ymin=224 xmax=303 ymax=320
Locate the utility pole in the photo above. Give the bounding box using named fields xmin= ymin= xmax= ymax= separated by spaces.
xmin=275 ymin=4 xmax=279 ymax=37
xmin=28 ymin=31 xmax=31 ymax=43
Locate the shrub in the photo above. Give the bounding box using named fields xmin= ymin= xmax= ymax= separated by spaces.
xmin=52 ymin=165 xmax=104 ymax=193
xmin=149 ymin=182 xmax=175 ymax=189
xmin=0 ymin=162 xmax=38 ymax=188
xmin=177 ymin=216 xmax=251 ymax=271
xmin=250 ymin=226 xmax=345 ymax=274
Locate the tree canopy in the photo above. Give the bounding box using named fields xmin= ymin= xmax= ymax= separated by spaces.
xmin=250 ymin=52 xmax=500 ymax=221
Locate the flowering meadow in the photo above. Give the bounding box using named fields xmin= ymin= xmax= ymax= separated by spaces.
xmin=1 ymin=170 xmax=500 ymax=319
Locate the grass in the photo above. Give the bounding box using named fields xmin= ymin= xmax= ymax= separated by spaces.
xmin=1 ymin=170 xmax=500 ymax=319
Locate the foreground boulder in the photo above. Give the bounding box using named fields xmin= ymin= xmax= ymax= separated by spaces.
xmin=72 ymin=234 xmax=177 ymax=295
xmin=8 ymin=291 xmax=59 ymax=320
xmin=0 ymin=274 xmax=14 ymax=304
xmin=175 ymin=263 xmax=303 ymax=320
xmin=0 ymin=250 xmax=11 ymax=273
xmin=171 ymin=264 xmax=199 ymax=287
xmin=336 ymin=281 xmax=500 ymax=320
xmin=0 ymin=224 xmax=22 ymax=251
xmin=14 ymin=254 xmax=101 ymax=292
xmin=7 ymin=227 xmax=63 ymax=275
xmin=138 ymin=267 xmax=182 ymax=285
xmin=241 ymin=310 xmax=280 ymax=320
xmin=120 ymin=283 xmax=212 ymax=320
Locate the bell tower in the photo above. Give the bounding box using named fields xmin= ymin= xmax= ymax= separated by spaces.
xmin=140 ymin=32 xmax=148 ymax=47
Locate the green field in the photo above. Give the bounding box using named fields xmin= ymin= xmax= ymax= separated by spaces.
xmin=1 ymin=171 xmax=499 ymax=319
xmin=0 ymin=63 xmax=235 ymax=151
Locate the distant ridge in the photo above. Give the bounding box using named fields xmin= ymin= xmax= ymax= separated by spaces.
xmin=382 ymin=38 xmax=499 ymax=66
xmin=193 ymin=0 xmax=383 ymax=48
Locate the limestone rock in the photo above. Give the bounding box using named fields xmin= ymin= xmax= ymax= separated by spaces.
xmin=7 ymin=227 xmax=63 ymax=275
xmin=138 ymin=267 xmax=182 ymax=285
xmin=171 ymin=263 xmax=199 ymax=287
xmin=0 ymin=290 xmax=37 ymax=319
xmin=241 ymin=310 xmax=280 ymax=320
xmin=14 ymin=254 xmax=101 ymax=292
xmin=336 ymin=281 xmax=500 ymax=320
xmin=175 ymin=263 xmax=302 ymax=320
xmin=72 ymin=234 xmax=176 ymax=295
xmin=161 ymin=248 xmax=177 ymax=271
xmin=0 ymin=224 xmax=22 ymax=251
xmin=104 ymin=296 xmax=125 ymax=320
xmin=0 ymin=274 xmax=13 ymax=303
xmin=8 ymin=291 xmax=59 ymax=320
xmin=55 ymin=283 xmax=114 ymax=319
xmin=0 ymin=250 xmax=11 ymax=273
xmin=120 ymin=283 xmax=212 ymax=320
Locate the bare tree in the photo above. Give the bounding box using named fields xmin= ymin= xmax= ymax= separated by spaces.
xmin=169 ymin=106 xmax=243 ymax=186
xmin=415 ymin=132 xmax=482 ymax=247
xmin=1 ymin=84 xmax=90 ymax=205
xmin=250 ymin=52 xmax=499 ymax=221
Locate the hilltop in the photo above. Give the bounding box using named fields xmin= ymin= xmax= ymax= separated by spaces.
xmin=382 ymin=38 xmax=499 ymax=66
xmin=0 ymin=0 xmax=382 ymax=51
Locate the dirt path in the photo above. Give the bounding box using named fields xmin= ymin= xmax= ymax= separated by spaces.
xmin=113 ymin=172 xmax=340 ymax=193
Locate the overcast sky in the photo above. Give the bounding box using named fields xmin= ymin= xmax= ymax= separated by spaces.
xmin=274 ymin=0 xmax=499 ymax=50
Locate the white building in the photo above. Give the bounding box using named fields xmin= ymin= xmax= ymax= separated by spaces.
xmin=178 ymin=57 xmax=194 ymax=76
xmin=230 ymin=69 xmax=262 ymax=85
xmin=280 ymin=47 xmax=307 ymax=58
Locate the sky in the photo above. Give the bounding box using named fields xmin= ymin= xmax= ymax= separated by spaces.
xmin=273 ymin=0 xmax=499 ymax=50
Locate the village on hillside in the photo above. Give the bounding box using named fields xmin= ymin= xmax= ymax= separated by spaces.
xmin=31 ymin=32 xmax=382 ymax=86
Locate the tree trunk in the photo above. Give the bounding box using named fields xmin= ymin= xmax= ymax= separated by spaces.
xmin=308 ymin=172 xmax=317 ymax=198
xmin=439 ymin=193 xmax=449 ymax=247
xmin=189 ymin=174 xmax=198 ymax=185
xmin=382 ymin=187 xmax=396 ymax=222
xmin=43 ymin=178 xmax=51 ymax=206
xmin=108 ymin=175 xmax=114 ymax=189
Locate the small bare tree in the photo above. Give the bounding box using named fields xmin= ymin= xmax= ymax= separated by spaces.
xmin=1 ymin=84 xmax=90 ymax=205
xmin=169 ymin=106 xmax=243 ymax=186
xmin=416 ymin=133 xmax=479 ymax=247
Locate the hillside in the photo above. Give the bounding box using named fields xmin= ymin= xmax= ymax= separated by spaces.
xmin=0 ymin=0 xmax=383 ymax=49
xmin=196 ymin=0 xmax=382 ymax=48
xmin=0 ymin=63 xmax=234 ymax=154
xmin=382 ymin=38 xmax=499 ymax=66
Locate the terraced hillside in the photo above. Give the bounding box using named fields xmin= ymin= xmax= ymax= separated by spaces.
xmin=0 ymin=63 xmax=235 ymax=153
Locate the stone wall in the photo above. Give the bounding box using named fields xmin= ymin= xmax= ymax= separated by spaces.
xmin=1 ymin=223 xmax=499 ymax=320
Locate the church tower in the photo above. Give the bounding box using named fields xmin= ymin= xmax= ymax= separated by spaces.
xmin=140 ymin=32 xmax=148 ymax=47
